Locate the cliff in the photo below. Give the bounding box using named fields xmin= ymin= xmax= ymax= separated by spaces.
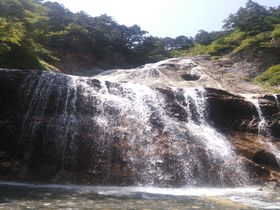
xmin=0 ymin=58 xmax=279 ymax=186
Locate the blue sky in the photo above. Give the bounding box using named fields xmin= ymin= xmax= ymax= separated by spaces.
xmin=46 ymin=0 xmax=279 ymax=38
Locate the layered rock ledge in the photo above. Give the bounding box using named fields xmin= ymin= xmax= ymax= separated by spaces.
xmin=0 ymin=68 xmax=279 ymax=186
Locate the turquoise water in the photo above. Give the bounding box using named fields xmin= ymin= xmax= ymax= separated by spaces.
xmin=0 ymin=182 xmax=280 ymax=209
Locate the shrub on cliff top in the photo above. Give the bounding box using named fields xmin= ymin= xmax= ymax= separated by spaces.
xmin=255 ymin=64 xmax=280 ymax=86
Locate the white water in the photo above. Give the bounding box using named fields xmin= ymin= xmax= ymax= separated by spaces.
xmin=243 ymin=95 xmax=269 ymax=135
xmin=0 ymin=181 xmax=258 ymax=196
xmin=5 ymin=59 xmax=280 ymax=209
xmin=18 ymin=59 xmax=252 ymax=187
xmin=1 ymin=181 xmax=280 ymax=209
xmin=96 ymin=61 xmax=249 ymax=185
xmin=274 ymin=94 xmax=280 ymax=110
xmin=243 ymin=94 xmax=280 ymax=163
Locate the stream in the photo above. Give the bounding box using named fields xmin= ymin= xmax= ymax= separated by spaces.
xmin=1 ymin=182 xmax=280 ymax=209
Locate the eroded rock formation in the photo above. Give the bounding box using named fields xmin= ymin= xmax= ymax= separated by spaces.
xmin=0 ymin=57 xmax=279 ymax=186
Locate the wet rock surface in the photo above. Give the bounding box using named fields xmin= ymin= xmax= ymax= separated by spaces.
xmin=0 ymin=58 xmax=280 ymax=186
xmin=181 ymin=74 xmax=200 ymax=81
xmin=252 ymin=150 xmax=280 ymax=169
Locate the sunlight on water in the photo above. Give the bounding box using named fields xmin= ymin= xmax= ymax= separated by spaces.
xmin=19 ymin=66 xmax=250 ymax=187
xmin=0 ymin=182 xmax=280 ymax=210
xmin=3 ymin=58 xmax=280 ymax=209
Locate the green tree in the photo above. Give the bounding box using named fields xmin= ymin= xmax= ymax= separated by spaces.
xmin=0 ymin=0 xmax=169 ymax=71
xmin=223 ymin=0 xmax=273 ymax=34
xmin=174 ymin=35 xmax=194 ymax=50
xmin=195 ymin=30 xmax=213 ymax=45
xmin=44 ymin=1 xmax=72 ymax=31
xmin=0 ymin=0 xmax=25 ymax=19
xmin=161 ymin=37 xmax=175 ymax=51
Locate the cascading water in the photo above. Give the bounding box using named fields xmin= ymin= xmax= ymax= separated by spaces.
xmin=172 ymin=88 xmax=248 ymax=185
xmin=3 ymin=58 xmax=280 ymax=209
xmin=244 ymin=95 xmax=280 ymax=163
xmin=274 ymin=94 xmax=280 ymax=110
xmin=245 ymin=96 xmax=270 ymax=136
xmin=18 ymin=60 xmax=250 ymax=187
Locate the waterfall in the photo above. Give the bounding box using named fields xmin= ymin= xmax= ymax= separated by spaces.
xmin=19 ymin=70 xmax=249 ymax=187
xmin=245 ymin=96 xmax=270 ymax=136
xmin=179 ymin=88 xmax=248 ymax=186
xmin=244 ymin=95 xmax=280 ymax=164
xmin=274 ymin=94 xmax=280 ymax=110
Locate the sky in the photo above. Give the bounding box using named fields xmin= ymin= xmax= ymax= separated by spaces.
xmin=45 ymin=0 xmax=279 ymax=38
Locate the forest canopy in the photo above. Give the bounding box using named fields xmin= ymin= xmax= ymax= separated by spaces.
xmin=0 ymin=0 xmax=173 ymax=71
xmin=0 ymin=0 xmax=279 ymax=75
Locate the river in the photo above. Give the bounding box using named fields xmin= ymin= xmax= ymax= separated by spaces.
xmin=1 ymin=182 xmax=280 ymax=209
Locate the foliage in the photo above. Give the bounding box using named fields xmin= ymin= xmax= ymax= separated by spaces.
xmin=171 ymin=1 xmax=280 ymax=60
xmin=0 ymin=18 xmax=25 ymax=45
xmin=223 ymin=0 xmax=273 ymax=34
xmin=174 ymin=36 xmax=194 ymax=50
xmin=207 ymin=42 xmax=233 ymax=55
xmin=233 ymin=32 xmax=271 ymax=52
xmin=194 ymin=30 xmax=228 ymax=45
xmin=170 ymin=40 xmax=233 ymax=57
xmin=195 ymin=30 xmax=213 ymax=45
xmin=271 ymin=24 xmax=280 ymax=38
xmin=0 ymin=0 xmax=279 ymax=75
xmin=0 ymin=0 xmax=56 ymax=69
xmin=0 ymin=0 xmax=172 ymax=70
xmin=255 ymin=64 xmax=280 ymax=86
xmin=221 ymin=29 xmax=246 ymax=45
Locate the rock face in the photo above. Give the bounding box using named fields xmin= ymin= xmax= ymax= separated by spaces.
xmin=252 ymin=150 xmax=280 ymax=169
xmin=0 ymin=58 xmax=280 ymax=187
xmin=206 ymin=89 xmax=280 ymax=136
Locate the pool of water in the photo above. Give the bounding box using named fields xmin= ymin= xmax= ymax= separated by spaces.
xmin=0 ymin=182 xmax=280 ymax=209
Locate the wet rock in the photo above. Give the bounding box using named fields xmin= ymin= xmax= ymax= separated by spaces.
xmin=205 ymin=88 xmax=256 ymax=132
xmin=158 ymin=63 xmax=180 ymax=70
xmin=258 ymin=95 xmax=279 ymax=117
xmin=0 ymin=70 xmax=29 ymax=157
xmin=0 ymin=151 xmax=7 ymax=158
xmin=156 ymin=88 xmax=189 ymax=122
xmin=265 ymin=181 xmax=278 ymax=189
xmin=86 ymin=78 xmax=101 ymax=89
xmin=227 ymin=132 xmax=280 ymax=183
xmin=252 ymin=150 xmax=280 ymax=169
xmin=271 ymin=120 xmax=280 ymax=138
xmin=245 ymin=159 xmax=271 ymax=184
xmin=181 ymin=74 xmax=200 ymax=81
xmin=1 ymin=69 xmax=280 ymax=186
